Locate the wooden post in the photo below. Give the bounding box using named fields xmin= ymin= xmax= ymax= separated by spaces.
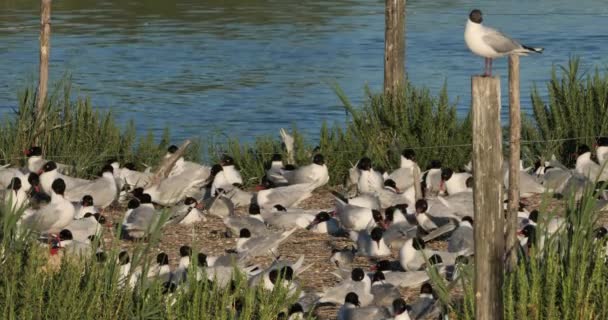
xmin=472 ymin=76 xmax=504 ymax=320
xmin=413 ymin=163 xmax=422 ymax=200
xmin=151 ymin=140 xmax=192 ymax=184
xmin=383 ymin=0 xmax=406 ymax=96
xmin=506 ymin=55 xmax=521 ymax=271
xmin=36 ymin=0 xmax=52 ymax=137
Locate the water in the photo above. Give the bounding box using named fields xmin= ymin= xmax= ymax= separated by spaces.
xmin=1 ymin=0 xmax=607 ymax=143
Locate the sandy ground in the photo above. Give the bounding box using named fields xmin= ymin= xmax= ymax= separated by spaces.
xmin=92 ymin=188 xmax=569 ymax=320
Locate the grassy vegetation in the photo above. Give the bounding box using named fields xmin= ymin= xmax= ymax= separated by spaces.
xmin=427 ymin=188 xmax=608 ymax=320
xmin=0 ymin=201 xmax=301 ymax=320
xmin=0 ymin=79 xmax=200 ymax=177
xmin=522 ymin=57 xmax=608 ymax=166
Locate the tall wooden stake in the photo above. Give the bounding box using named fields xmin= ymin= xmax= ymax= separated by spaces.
xmin=36 ymin=0 xmax=52 ymax=143
xmin=506 ymin=55 xmax=521 ymax=271
xmin=383 ymin=0 xmax=406 ymax=96
xmin=413 ymin=163 xmax=422 ymax=200
xmin=472 ymin=76 xmax=504 ymax=320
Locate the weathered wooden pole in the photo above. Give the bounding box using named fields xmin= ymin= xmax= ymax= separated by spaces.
xmin=506 ymin=55 xmax=521 ymax=271
xmin=36 ymin=0 xmax=52 ymax=141
xmin=413 ymin=163 xmax=422 ymax=200
xmin=383 ymin=0 xmax=406 ymax=96
xmin=472 ymin=76 xmax=504 ymax=320
xmin=152 ymin=140 xmax=192 ymax=184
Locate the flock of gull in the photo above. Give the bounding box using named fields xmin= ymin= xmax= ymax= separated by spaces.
xmin=3 ymin=127 xmax=608 ymax=319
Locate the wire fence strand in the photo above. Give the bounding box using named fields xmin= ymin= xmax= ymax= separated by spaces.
xmin=0 ymin=135 xmax=603 ymax=163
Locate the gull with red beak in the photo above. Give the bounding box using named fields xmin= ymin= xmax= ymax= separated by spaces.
xmin=24 ymin=146 xmax=74 ymax=174
xmin=21 ymin=178 xmax=75 ymax=235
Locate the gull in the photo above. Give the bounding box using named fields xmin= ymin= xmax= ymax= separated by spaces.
xmin=199 ymin=190 xmax=234 ymax=219
xmin=409 ymin=283 xmax=438 ymax=320
xmin=63 ymin=212 xmax=105 ymax=242
xmin=356 ymin=157 xmax=385 ymax=195
xmin=351 ymin=227 xmax=392 ymax=258
xmin=210 ymin=155 xmax=243 ymax=196
xmin=168 ymin=246 xmax=192 ymax=287
xmin=448 ymin=216 xmax=474 ymax=253
xmin=318 ymin=268 xmax=373 ymax=307
xmin=439 ymin=168 xmax=471 ymax=196
xmin=422 ymin=160 xmax=442 ymax=196
xmin=25 ymin=146 xmax=74 ymax=174
xmin=386 ymin=149 xmax=417 ymax=191
xmin=236 ymin=227 xmax=297 ymax=258
xmin=280 ymin=154 xmax=330 ymax=188
xmin=38 ymin=161 xmax=89 ymax=194
xmin=164 ymin=197 xmax=206 ymax=225
xmin=64 ymin=165 xmax=117 ymax=209
xmin=197 ymin=252 xmax=261 ymax=287
xmin=256 ymin=182 xmax=315 ymax=209
xmin=337 ymin=292 xmax=390 ymax=320
xmin=0 ymin=177 xmax=28 ymax=210
xmin=21 ymin=178 xmax=75 ymax=234
xmin=266 ymin=153 xmax=290 ymax=186
xmin=334 ymin=192 xmax=380 ymax=231
xmin=144 ymin=165 xmax=209 ymax=206
xmin=122 ymin=194 xmax=161 ymax=239
xmin=370 ymin=260 xmax=429 ymax=289
xmin=377 ymin=179 xmax=416 ymax=208
xmin=224 ymin=203 xmax=268 ymax=236
xmin=370 ymin=271 xmax=401 ymax=307
xmin=73 ymin=195 xmax=100 ymax=219
xmin=465 ymin=9 xmax=543 ymax=77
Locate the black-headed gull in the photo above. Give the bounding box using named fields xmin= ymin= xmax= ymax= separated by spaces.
xmin=447 ymin=216 xmax=474 ymax=253
xmin=409 ymin=283 xmax=438 ymax=319
xmin=318 ymin=268 xmax=373 ymax=307
xmin=369 ymin=271 xmax=401 ymax=307
xmin=337 ymin=292 xmax=390 ymax=320
xmin=25 ymin=146 xmax=73 ymax=174
xmin=464 ymin=9 xmax=543 ymax=76
xmin=65 ymin=165 xmax=117 ymax=209
xmin=356 ymin=157 xmax=384 ymax=195
xmin=1 ymin=177 xmax=28 ymax=210
xmin=439 ymin=168 xmax=471 ymax=196
xmin=38 ymin=161 xmax=89 ymax=194
xmin=280 ymin=154 xmax=330 ymax=188
xmin=21 ymin=178 xmax=75 ymax=234
xmin=73 ymin=195 xmax=99 ymax=219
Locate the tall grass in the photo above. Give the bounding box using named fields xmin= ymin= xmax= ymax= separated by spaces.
xmin=0 ymin=78 xmax=200 ymax=177
xmin=324 ymin=83 xmax=471 ymax=184
xmin=523 ymin=57 xmax=608 ymax=165
xmin=0 ymin=200 xmax=301 ymax=320
xmin=432 ymin=188 xmax=608 ymax=319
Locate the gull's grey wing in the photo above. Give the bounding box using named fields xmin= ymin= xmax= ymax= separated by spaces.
xmin=482 ymin=27 xmax=522 ymax=54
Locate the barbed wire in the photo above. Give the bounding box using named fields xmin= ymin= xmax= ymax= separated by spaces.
xmin=0 ymin=135 xmax=603 ymax=163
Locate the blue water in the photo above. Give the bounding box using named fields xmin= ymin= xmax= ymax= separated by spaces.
xmin=1 ymin=0 xmax=607 ymax=142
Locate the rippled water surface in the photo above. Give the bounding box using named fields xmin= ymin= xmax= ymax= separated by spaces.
xmin=1 ymin=0 xmax=607 ymax=141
